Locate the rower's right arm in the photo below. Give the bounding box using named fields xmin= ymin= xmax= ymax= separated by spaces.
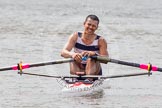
xmin=61 ymin=32 xmax=78 ymax=58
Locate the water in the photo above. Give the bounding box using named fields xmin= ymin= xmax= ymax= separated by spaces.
xmin=0 ymin=0 xmax=162 ymax=107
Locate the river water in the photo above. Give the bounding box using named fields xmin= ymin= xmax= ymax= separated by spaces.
xmin=0 ymin=0 xmax=162 ymax=108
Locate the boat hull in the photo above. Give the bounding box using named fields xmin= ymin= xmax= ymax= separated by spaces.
xmin=61 ymin=79 xmax=105 ymax=93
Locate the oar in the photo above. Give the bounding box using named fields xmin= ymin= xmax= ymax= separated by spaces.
xmin=0 ymin=58 xmax=74 ymax=72
xmin=91 ymin=56 xmax=162 ymax=72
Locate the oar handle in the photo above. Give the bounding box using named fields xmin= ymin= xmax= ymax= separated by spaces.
xmin=91 ymin=56 xmax=110 ymax=63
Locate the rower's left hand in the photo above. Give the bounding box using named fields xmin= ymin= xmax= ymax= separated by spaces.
xmin=81 ymin=51 xmax=96 ymax=57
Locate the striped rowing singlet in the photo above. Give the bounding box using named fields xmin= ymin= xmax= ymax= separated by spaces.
xmin=74 ymin=32 xmax=100 ymax=64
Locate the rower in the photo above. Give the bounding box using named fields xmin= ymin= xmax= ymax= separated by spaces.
xmin=60 ymin=15 xmax=109 ymax=81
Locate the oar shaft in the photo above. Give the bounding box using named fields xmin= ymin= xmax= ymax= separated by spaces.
xmin=29 ymin=59 xmax=73 ymax=68
xmin=0 ymin=58 xmax=74 ymax=71
xmin=110 ymin=59 xmax=162 ymax=72
xmin=110 ymin=59 xmax=140 ymax=68
xmin=91 ymin=56 xmax=162 ymax=72
xmin=0 ymin=67 xmax=13 ymax=71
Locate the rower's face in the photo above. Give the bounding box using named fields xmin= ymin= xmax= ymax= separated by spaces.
xmin=84 ymin=18 xmax=98 ymax=34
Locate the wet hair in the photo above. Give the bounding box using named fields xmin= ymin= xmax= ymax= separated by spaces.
xmin=85 ymin=14 xmax=100 ymax=24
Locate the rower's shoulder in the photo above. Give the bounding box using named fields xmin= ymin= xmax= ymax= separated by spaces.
xmin=71 ymin=32 xmax=82 ymax=38
xmin=69 ymin=32 xmax=79 ymax=42
xmin=72 ymin=31 xmax=83 ymax=36
xmin=98 ymin=35 xmax=107 ymax=44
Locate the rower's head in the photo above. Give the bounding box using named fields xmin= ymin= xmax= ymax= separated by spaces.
xmin=84 ymin=15 xmax=99 ymax=34
xmin=84 ymin=14 xmax=100 ymax=25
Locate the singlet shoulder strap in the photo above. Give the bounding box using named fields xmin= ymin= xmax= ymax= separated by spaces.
xmin=78 ymin=32 xmax=82 ymax=37
xmin=95 ymin=35 xmax=101 ymax=40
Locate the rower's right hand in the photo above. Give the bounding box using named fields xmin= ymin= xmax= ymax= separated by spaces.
xmin=72 ymin=53 xmax=82 ymax=63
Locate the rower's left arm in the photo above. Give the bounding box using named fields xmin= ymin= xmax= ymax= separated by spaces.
xmin=98 ymin=37 xmax=109 ymax=56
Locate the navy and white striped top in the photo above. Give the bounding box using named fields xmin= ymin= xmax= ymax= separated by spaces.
xmin=74 ymin=32 xmax=100 ymax=56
